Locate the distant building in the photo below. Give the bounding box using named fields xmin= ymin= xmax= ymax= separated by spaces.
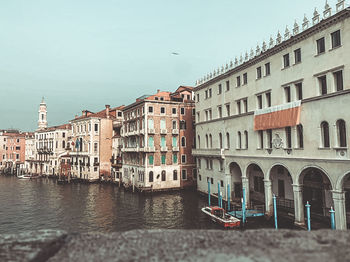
xmin=111 ymin=107 xmax=124 ymax=183
xmin=69 ymin=105 xmax=124 ymax=182
xmin=24 ymin=132 xmax=35 ymax=172
xmin=121 ymin=86 xmax=196 ymax=191
xmin=3 ymin=131 xmax=26 ymax=174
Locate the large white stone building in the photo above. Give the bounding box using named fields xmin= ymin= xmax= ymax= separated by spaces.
xmin=193 ymin=3 xmax=350 ymax=229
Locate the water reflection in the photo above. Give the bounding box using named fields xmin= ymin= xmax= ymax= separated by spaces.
xmin=0 ymin=176 xmax=220 ymax=234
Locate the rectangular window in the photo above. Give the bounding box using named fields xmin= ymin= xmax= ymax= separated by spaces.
xmin=220 ymin=180 xmax=224 ymax=187
xmin=243 ymin=73 xmax=247 ymax=85
xmin=173 ymin=170 xmax=178 ymax=180
xmin=285 ymin=126 xmax=292 ymax=148
xmin=161 ymin=154 xmax=166 ymax=165
xmin=284 ymin=86 xmax=291 ymax=102
xmin=172 ymin=136 xmax=177 ymax=147
xmin=265 ymin=62 xmax=270 ymax=76
xmin=210 ymin=177 xmax=214 ymax=184
xmin=94 ymin=124 xmax=98 ymax=132
xmin=149 ymin=155 xmax=154 ymax=165
xmin=226 ymin=104 xmax=230 ymax=116
xmin=283 ymin=54 xmax=290 ymax=68
xmin=236 ymin=101 xmax=241 ymax=114
xmin=236 ymin=76 xmax=241 ymax=87
xmin=162 ymin=171 xmax=166 ymax=181
xmin=243 ymin=99 xmax=248 ymax=113
xmin=148 ymin=106 xmax=153 ymax=113
xmin=295 ymin=83 xmax=303 ymax=100
xmin=209 ymin=88 xmax=212 ymax=98
xmin=94 ymin=143 xmax=98 ymax=153
xmin=257 ymin=95 xmax=263 ymax=109
xmin=258 ymin=130 xmax=264 ymax=149
xmin=226 ymin=81 xmax=230 ymax=91
xmin=317 ymin=37 xmax=325 ymax=54
xmin=173 ymin=154 xmax=177 ymax=164
xmin=331 ymin=30 xmax=341 ymax=49
xmin=318 ymin=75 xmax=327 ymax=95
xmin=294 ymin=48 xmax=301 ymax=63
xmin=182 ymin=170 xmax=187 ymax=180
xmin=192 ymin=108 xmax=195 ymax=115
xmin=161 ymin=136 xmax=166 ymax=147
xmin=265 ymin=92 xmax=271 ymax=107
xmin=196 ymin=94 xmax=199 ymax=102
xmin=218 ymin=106 xmax=222 ymax=118
xmin=180 ymin=107 xmax=185 ymax=115
xmin=172 ymin=108 xmax=176 ymax=114
xmin=205 ymin=90 xmax=208 ymax=99
xmin=256 ymin=67 xmax=262 ymax=79
xmin=334 ymin=70 xmax=343 ymax=91
xmin=218 ymin=84 xmax=222 ymax=94
xmin=219 ymin=160 xmax=223 ymax=171
xmin=160 ymin=107 xmax=165 ymax=114
xmin=267 ymin=129 xmax=272 ymax=149
xmin=181 ymin=154 xmax=186 ymax=164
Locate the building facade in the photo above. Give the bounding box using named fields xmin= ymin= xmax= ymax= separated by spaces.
xmin=121 ymin=87 xmax=196 ymax=191
xmin=193 ymin=4 xmax=350 ymax=229
xmin=69 ymin=105 xmax=123 ymax=181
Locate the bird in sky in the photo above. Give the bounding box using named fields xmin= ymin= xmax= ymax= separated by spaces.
xmin=171 ymin=52 xmax=179 ymax=55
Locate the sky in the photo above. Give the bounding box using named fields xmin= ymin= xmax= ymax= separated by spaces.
xmin=0 ymin=0 xmax=345 ymax=131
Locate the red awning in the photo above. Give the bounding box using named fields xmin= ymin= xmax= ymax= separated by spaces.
xmin=254 ymin=101 xmax=301 ymax=131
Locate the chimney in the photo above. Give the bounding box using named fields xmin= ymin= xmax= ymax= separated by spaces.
xmin=157 ymin=89 xmax=160 ymax=93
xmin=105 ymin=105 xmax=110 ymax=119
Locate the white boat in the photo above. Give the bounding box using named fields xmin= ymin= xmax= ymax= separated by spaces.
xmin=201 ymin=206 xmax=241 ymax=228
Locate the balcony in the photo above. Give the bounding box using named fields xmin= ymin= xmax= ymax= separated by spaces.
xmin=93 ymin=162 xmax=99 ymax=166
xmin=139 ymin=147 xmax=145 ymax=152
xmin=160 ymin=146 xmax=168 ymax=152
xmin=172 ymin=129 xmax=179 ymax=135
xmin=140 ymin=129 xmax=145 ymax=135
xmin=192 ymin=148 xmax=223 ymax=157
xmin=160 ymin=129 xmax=167 ymax=135
xmin=148 ymin=128 xmax=155 ymax=134
xmin=172 ymin=146 xmax=179 ymax=152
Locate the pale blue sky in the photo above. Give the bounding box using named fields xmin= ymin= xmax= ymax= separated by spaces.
xmin=0 ymin=0 xmax=343 ymax=131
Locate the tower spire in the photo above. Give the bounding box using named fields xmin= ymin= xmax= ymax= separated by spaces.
xmin=38 ymin=98 xmax=47 ymax=130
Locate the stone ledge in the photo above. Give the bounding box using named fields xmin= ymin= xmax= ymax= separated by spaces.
xmin=1 ymin=229 xmax=350 ymax=262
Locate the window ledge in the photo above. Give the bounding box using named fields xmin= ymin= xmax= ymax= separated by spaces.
xmin=314 ymin=52 xmax=325 ymax=57
xmin=329 ymin=45 xmax=342 ymax=52
xmin=293 ymin=147 xmax=304 ymax=150
xmin=256 ymin=148 xmax=264 ymax=150
xmin=255 ymin=78 xmax=262 ymax=81
xmin=293 ymin=61 xmax=302 ymax=66
xmin=318 ymin=147 xmax=331 ymax=150
xmin=281 ymin=66 xmax=290 ymax=71
xmin=333 ymin=147 xmax=348 ymax=150
xmin=236 ymin=86 xmax=241 ymax=88
xmin=264 ymin=74 xmax=271 ymax=78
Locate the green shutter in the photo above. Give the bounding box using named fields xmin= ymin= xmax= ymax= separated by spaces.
xmin=161 ymin=155 xmax=166 ymax=164
xmin=149 ymin=155 xmax=154 ymax=165
xmin=173 ymin=154 xmax=177 ymax=164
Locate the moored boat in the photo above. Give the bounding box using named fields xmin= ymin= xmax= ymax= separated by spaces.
xmin=201 ymin=206 xmax=241 ymax=228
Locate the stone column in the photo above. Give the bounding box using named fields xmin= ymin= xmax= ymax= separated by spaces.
xmin=242 ymin=177 xmax=250 ymax=208
xmin=264 ymin=179 xmax=273 ymax=216
xmin=292 ymin=184 xmax=305 ymax=226
xmin=332 ymin=190 xmax=347 ymax=230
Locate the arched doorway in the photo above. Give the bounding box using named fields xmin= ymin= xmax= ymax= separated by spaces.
xmin=247 ymin=163 xmax=265 ymax=209
xmin=229 ymin=162 xmax=242 ymax=201
xmin=299 ymin=167 xmax=333 ymax=228
xmin=341 ymin=173 xmax=350 ymax=228
xmin=269 ymin=165 xmax=294 ymax=220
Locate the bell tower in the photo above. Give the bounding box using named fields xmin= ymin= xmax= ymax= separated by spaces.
xmin=38 ymin=97 xmax=48 ymax=130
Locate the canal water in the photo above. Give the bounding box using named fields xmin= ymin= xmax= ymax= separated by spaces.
xmin=0 ymin=176 xmax=291 ymax=234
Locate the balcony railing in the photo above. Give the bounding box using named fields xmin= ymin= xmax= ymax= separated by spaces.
xmin=148 ymin=128 xmax=155 ymax=134
xmin=172 ymin=129 xmax=179 ymax=135
xmin=160 ymin=146 xmax=168 ymax=152
xmin=160 ymin=129 xmax=167 ymax=135
xmin=172 ymin=146 xmax=179 ymax=152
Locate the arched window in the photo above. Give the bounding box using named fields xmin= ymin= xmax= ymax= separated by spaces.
xmin=149 ymin=171 xmax=154 ymax=182
xmin=219 ymin=133 xmax=223 ymax=149
xmin=197 ymin=135 xmax=200 ymax=149
xmin=226 ymin=132 xmax=230 ymax=148
xmin=337 ymin=119 xmax=347 ymax=147
xmin=161 ymin=170 xmax=166 ymax=181
xmin=297 ymin=124 xmax=303 ymax=148
xmin=181 ymin=137 xmax=186 ymax=147
xmin=321 ymin=121 xmax=330 ymax=148
xmin=244 ymin=131 xmax=248 ymax=149
xmin=209 ymin=134 xmax=213 ymax=148
xmin=205 ymin=135 xmax=208 ymax=148
xmin=237 ymin=131 xmax=242 ymax=149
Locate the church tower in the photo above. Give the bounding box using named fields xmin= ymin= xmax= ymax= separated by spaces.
xmin=38 ymin=97 xmax=48 ymax=130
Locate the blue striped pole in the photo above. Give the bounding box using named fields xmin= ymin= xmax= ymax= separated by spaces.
xmin=227 ymin=184 xmax=231 ymax=211
xmin=242 ymin=187 xmax=246 ymax=224
xmin=208 ymin=181 xmax=211 ymax=206
xmin=306 ymin=201 xmax=311 ymax=231
xmin=330 ymin=206 xmax=335 ymax=230
xmin=273 ymin=194 xmax=278 ymax=229
xmin=218 ymin=182 xmax=221 ymax=207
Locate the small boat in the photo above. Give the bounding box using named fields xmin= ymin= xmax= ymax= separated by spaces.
xmin=17 ymin=174 xmax=31 ymax=179
xmin=201 ymin=206 xmax=241 ymax=228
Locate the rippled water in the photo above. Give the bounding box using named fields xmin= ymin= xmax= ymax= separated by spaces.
xmin=0 ymin=176 xmax=225 ymax=234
